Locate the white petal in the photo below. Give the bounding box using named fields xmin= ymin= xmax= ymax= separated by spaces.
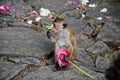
xmin=27 ymin=20 xmax=33 ymax=24
xmin=39 ymin=7 xmax=51 ymax=16
xmin=82 ymin=13 xmax=85 ymax=18
xmin=81 ymin=0 xmax=89 ymax=5
xmin=100 ymin=8 xmax=108 ymax=13
xmin=88 ymin=3 xmax=97 ymax=7
xmin=96 ymin=17 xmax=103 ymax=20
xmin=35 ymin=17 xmax=41 ymax=22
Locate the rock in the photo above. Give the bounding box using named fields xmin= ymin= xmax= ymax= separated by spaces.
xmin=0 ymin=0 xmax=32 ymax=27
xmin=77 ymin=38 xmax=95 ymax=49
xmin=86 ymin=41 xmax=110 ymax=55
xmin=66 ymin=18 xmax=93 ymax=35
xmin=0 ymin=62 xmax=26 ymax=80
xmin=23 ymin=65 xmax=105 ymax=80
xmin=8 ymin=56 xmax=41 ymax=66
xmin=24 ymin=0 xmax=79 ymax=14
xmin=0 ymin=27 xmax=54 ymax=58
xmin=75 ymin=49 xmax=94 ymax=66
xmin=97 ymin=22 xmax=120 ymax=42
xmin=95 ymin=56 xmax=110 ymax=69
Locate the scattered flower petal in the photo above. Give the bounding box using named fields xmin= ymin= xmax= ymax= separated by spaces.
xmin=67 ymin=1 xmax=73 ymax=5
xmin=105 ymin=16 xmax=112 ymax=19
xmin=81 ymin=0 xmax=89 ymax=6
xmin=100 ymin=8 xmax=108 ymax=13
xmin=0 ymin=4 xmax=10 ymax=12
xmin=39 ymin=7 xmax=51 ymax=16
xmin=82 ymin=13 xmax=85 ymax=18
xmin=47 ymin=3 xmax=51 ymax=6
xmin=96 ymin=17 xmax=103 ymax=20
xmin=35 ymin=17 xmax=41 ymax=22
xmin=49 ymin=14 xmax=55 ymax=19
xmin=88 ymin=3 xmax=97 ymax=7
xmin=27 ymin=20 xmax=33 ymax=24
xmin=29 ymin=10 xmax=38 ymax=15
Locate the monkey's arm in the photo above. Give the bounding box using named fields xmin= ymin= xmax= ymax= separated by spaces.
xmin=47 ymin=30 xmax=57 ymax=42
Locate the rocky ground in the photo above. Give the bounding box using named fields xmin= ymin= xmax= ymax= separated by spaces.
xmin=0 ymin=0 xmax=120 ymax=80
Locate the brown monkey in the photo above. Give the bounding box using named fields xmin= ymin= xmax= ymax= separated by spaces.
xmin=47 ymin=17 xmax=76 ymax=71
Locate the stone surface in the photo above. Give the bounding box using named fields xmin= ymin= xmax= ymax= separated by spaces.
xmin=23 ymin=65 xmax=104 ymax=80
xmin=95 ymin=56 xmax=110 ymax=69
xmin=0 ymin=27 xmax=54 ymax=57
xmin=0 ymin=62 xmax=26 ymax=80
xmin=8 ymin=56 xmax=41 ymax=66
xmin=0 ymin=0 xmax=119 ymax=80
xmin=75 ymin=49 xmax=94 ymax=66
xmin=97 ymin=22 xmax=120 ymax=42
xmin=86 ymin=41 xmax=110 ymax=55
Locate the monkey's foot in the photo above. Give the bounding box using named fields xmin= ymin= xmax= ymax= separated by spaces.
xmin=52 ymin=66 xmax=60 ymax=72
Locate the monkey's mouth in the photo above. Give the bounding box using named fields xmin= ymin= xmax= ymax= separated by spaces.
xmin=51 ymin=26 xmax=59 ymax=33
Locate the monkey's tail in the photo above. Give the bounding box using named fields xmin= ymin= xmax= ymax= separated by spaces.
xmin=69 ymin=61 xmax=96 ymax=80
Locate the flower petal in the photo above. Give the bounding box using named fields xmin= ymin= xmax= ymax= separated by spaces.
xmin=100 ymin=8 xmax=108 ymax=13
xmin=35 ymin=17 xmax=41 ymax=22
xmin=27 ymin=20 xmax=33 ymax=24
xmin=96 ymin=17 xmax=103 ymax=20
xmin=40 ymin=7 xmax=51 ymax=16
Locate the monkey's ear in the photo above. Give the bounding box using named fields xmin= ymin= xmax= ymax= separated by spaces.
xmin=63 ymin=23 xmax=67 ymax=29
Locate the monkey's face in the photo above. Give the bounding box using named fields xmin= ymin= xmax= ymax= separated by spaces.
xmin=50 ymin=22 xmax=67 ymax=33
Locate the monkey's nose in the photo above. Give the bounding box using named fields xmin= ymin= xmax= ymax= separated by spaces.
xmin=51 ymin=27 xmax=59 ymax=33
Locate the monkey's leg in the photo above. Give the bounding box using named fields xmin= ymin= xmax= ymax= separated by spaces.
xmin=53 ymin=43 xmax=61 ymax=71
xmin=69 ymin=47 xmax=75 ymax=62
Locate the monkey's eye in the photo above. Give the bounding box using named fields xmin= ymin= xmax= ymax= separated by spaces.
xmin=53 ymin=23 xmax=55 ymax=26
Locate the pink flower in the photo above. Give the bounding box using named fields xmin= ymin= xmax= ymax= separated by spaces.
xmin=0 ymin=4 xmax=10 ymax=12
xmin=57 ymin=48 xmax=69 ymax=67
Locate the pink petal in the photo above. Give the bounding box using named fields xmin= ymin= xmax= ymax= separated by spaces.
xmin=0 ymin=4 xmax=10 ymax=11
xmin=3 ymin=4 xmax=10 ymax=11
xmin=105 ymin=16 xmax=112 ymax=19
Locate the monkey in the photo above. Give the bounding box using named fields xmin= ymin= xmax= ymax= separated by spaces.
xmin=47 ymin=17 xmax=76 ymax=71
xmin=105 ymin=54 xmax=120 ymax=80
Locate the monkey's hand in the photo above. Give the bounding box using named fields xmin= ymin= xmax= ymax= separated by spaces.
xmin=47 ymin=30 xmax=52 ymax=39
xmin=65 ymin=56 xmax=69 ymax=62
xmin=47 ymin=30 xmax=57 ymax=42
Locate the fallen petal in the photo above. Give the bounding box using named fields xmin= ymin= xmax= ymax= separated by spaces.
xmin=96 ymin=17 xmax=103 ymax=20
xmin=105 ymin=16 xmax=112 ymax=19
xmin=0 ymin=4 xmax=10 ymax=11
xmin=100 ymin=8 xmax=108 ymax=13
xmin=35 ymin=17 xmax=41 ymax=22
xmin=82 ymin=13 xmax=85 ymax=18
xmin=27 ymin=20 xmax=33 ymax=24
xmin=88 ymin=3 xmax=97 ymax=7
xmin=81 ymin=0 xmax=89 ymax=5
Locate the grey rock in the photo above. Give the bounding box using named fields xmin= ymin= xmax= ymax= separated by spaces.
xmin=97 ymin=22 xmax=120 ymax=42
xmin=8 ymin=56 xmax=41 ymax=66
xmin=0 ymin=62 xmax=26 ymax=80
xmin=87 ymin=41 xmax=110 ymax=55
xmin=0 ymin=27 xmax=54 ymax=58
xmin=23 ymin=65 xmax=104 ymax=80
xmin=66 ymin=18 xmax=91 ymax=35
xmin=77 ymin=38 xmax=95 ymax=49
xmin=75 ymin=49 xmax=94 ymax=66
xmin=95 ymin=56 xmax=110 ymax=69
